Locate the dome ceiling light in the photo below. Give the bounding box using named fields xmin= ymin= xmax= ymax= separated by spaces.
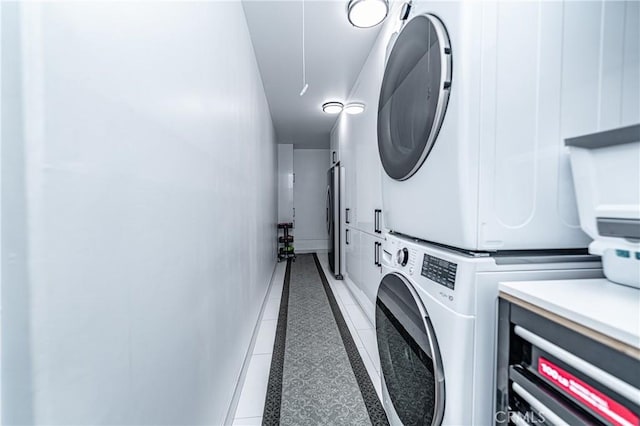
xmin=322 ymin=102 xmax=344 ymax=114
xmin=344 ymin=103 xmax=365 ymax=115
xmin=347 ymin=0 xmax=389 ymax=28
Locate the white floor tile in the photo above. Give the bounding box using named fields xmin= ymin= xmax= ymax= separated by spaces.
xmin=233 ymin=417 xmax=262 ymax=426
xmin=334 ymin=284 xmax=356 ymax=306
xmin=269 ymin=281 xmax=283 ymax=300
xmin=335 ymin=302 xmax=364 ymax=348
xmin=253 ymin=320 xmax=277 ymax=355
xmin=262 ymin=296 xmax=280 ymax=321
xmin=333 ymin=289 xmax=346 ymax=310
xmin=234 ymin=353 xmax=272 ymax=419
xmin=339 ymin=285 xmax=359 ymax=306
xmin=357 ymin=329 xmax=380 ymax=374
xmin=268 ymin=263 xmax=286 ymax=299
xmin=345 ymin=303 xmax=373 ymax=330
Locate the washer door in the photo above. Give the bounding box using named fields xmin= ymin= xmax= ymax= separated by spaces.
xmin=377 ymin=14 xmax=452 ymax=181
xmin=376 ymin=272 xmax=445 ymax=425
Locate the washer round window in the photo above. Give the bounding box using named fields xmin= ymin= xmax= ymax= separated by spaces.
xmin=377 ymin=14 xmax=452 ymax=181
xmin=376 ymin=273 xmax=445 ymax=425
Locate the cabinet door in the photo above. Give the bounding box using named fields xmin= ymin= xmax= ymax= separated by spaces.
xmin=359 ymin=232 xmax=384 ymax=309
xmin=329 ymin=128 xmax=340 ymax=165
xmin=332 ymin=113 xmax=357 ymax=227
xmin=344 ymin=226 xmax=361 ymax=286
xmin=347 ymin=31 xmax=386 ymax=235
xmin=355 ymin=147 xmax=383 ymax=235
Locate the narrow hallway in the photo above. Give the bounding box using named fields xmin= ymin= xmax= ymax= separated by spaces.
xmin=2 ymin=1 xmax=638 ymax=425
xmin=263 ymin=254 xmax=386 ymax=425
xmin=233 ymin=254 xmax=386 ymax=426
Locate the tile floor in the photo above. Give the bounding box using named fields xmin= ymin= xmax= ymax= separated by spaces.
xmin=232 ymin=254 xmax=382 ymax=426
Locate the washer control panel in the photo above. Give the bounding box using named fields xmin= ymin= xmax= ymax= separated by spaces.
xmin=421 ymin=254 xmax=457 ymax=289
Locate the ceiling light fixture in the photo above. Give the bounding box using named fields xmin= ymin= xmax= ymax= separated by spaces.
xmin=322 ymin=102 xmax=344 ymax=114
xmin=347 ymin=0 xmax=389 ymax=28
xmin=344 ymin=103 xmax=365 ymax=115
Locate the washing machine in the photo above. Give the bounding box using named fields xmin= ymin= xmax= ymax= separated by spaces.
xmin=375 ymin=233 xmax=602 ymax=425
xmin=378 ymin=1 xmax=640 ymax=251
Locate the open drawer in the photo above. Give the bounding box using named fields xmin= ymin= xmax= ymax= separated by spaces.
xmin=496 ymin=298 xmax=640 ymax=425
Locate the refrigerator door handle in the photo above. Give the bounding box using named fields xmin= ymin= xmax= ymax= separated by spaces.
xmin=326 ymin=186 xmax=331 ymax=234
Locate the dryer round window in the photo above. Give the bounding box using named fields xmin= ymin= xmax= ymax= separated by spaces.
xmin=377 ymin=13 xmax=452 ymax=181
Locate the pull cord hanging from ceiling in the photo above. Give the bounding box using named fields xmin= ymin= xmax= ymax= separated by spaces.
xmin=299 ymin=0 xmax=309 ymax=96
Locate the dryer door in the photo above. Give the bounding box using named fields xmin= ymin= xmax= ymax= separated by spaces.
xmin=377 ymin=14 xmax=452 ymax=181
xmin=376 ymin=272 xmax=445 ymax=425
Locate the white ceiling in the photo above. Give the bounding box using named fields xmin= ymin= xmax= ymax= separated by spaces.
xmin=242 ymin=0 xmax=382 ymax=148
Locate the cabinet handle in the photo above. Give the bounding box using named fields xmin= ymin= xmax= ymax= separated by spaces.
xmin=374 ymin=210 xmax=377 ymax=233
xmin=512 ymin=382 xmax=570 ymax=426
xmin=514 ymin=326 xmax=639 ymax=403
xmin=346 ymin=229 xmax=350 ymax=245
xmin=332 ymin=151 xmax=337 ymax=163
xmin=346 ymin=208 xmax=350 ymax=224
xmin=374 ymin=242 xmax=378 ymax=266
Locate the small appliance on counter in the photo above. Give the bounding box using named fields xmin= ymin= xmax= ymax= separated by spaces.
xmin=566 ymin=123 xmax=640 ymax=288
xmin=496 ymin=279 xmax=640 ymax=426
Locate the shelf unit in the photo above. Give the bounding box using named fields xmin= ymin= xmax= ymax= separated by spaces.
xmin=277 ymin=222 xmax=296 ymax=262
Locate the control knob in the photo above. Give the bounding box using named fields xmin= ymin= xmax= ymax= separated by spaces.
xmin=396 ymin=248 xmax=409 ymax=266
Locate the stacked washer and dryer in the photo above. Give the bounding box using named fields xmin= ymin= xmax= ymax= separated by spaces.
xmin=373 ymin=1 xmax=639 ymax=425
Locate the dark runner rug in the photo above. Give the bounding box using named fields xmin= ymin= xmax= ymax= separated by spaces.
xmin=262 ymin=253 xmax=389 ymax=426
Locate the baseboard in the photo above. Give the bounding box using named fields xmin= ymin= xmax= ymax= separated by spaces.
xmin=224 ymin=262 xmax=280 ymax=425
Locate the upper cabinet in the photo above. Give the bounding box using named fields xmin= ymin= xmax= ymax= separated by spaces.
xmin=329 ymin=131 xmax=339 ymax=166
xmin=334 ymin=113 xmax=358 ymax=232
xmin=330 ymin=13 xmax=401 ymax=236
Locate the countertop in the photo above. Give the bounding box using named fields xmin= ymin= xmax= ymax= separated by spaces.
xmin=499 ymin=278 xmax=640 ymax=349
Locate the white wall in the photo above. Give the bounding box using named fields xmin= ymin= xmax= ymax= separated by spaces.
xmin=1 ymin=2 xmax=277 ymax=425
xmin=293 ymin=149 xmax=330 ymax=252
xmin=277 ymin=144 xmax=294 ymax=223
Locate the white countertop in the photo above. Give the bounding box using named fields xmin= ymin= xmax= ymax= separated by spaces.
xmin=499 ymin=278 xmax=640 ymax=349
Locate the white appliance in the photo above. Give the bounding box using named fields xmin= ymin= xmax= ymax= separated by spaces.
xmin=375 ymin=233 xmax=602 ymax=425
xmin=566 ymin=124 xmax=640 ymax=288
xmin=327 ymin=164 xmax=345 ymax=279
xmin=378 ymin=1 xmax=640 ymax=251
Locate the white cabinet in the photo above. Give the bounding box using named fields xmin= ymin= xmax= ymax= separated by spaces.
xmin=329 ymin=8 xmax=398 ymax=324
xmin=344 ymin=225 xmax=361 ymax=286
xmin=358 ymin=232 xmax=384 ymax=322
xmin=336 ymin=114 xmax=358 ymax=232
xmin=329 ymin=130 xmax=340 ymax=166
xmin=331 ymin=20 xmax=389 ymax=236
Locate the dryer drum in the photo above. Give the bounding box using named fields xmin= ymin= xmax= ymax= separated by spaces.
xmin=377 ymin=14 xmax=452 ymax=181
